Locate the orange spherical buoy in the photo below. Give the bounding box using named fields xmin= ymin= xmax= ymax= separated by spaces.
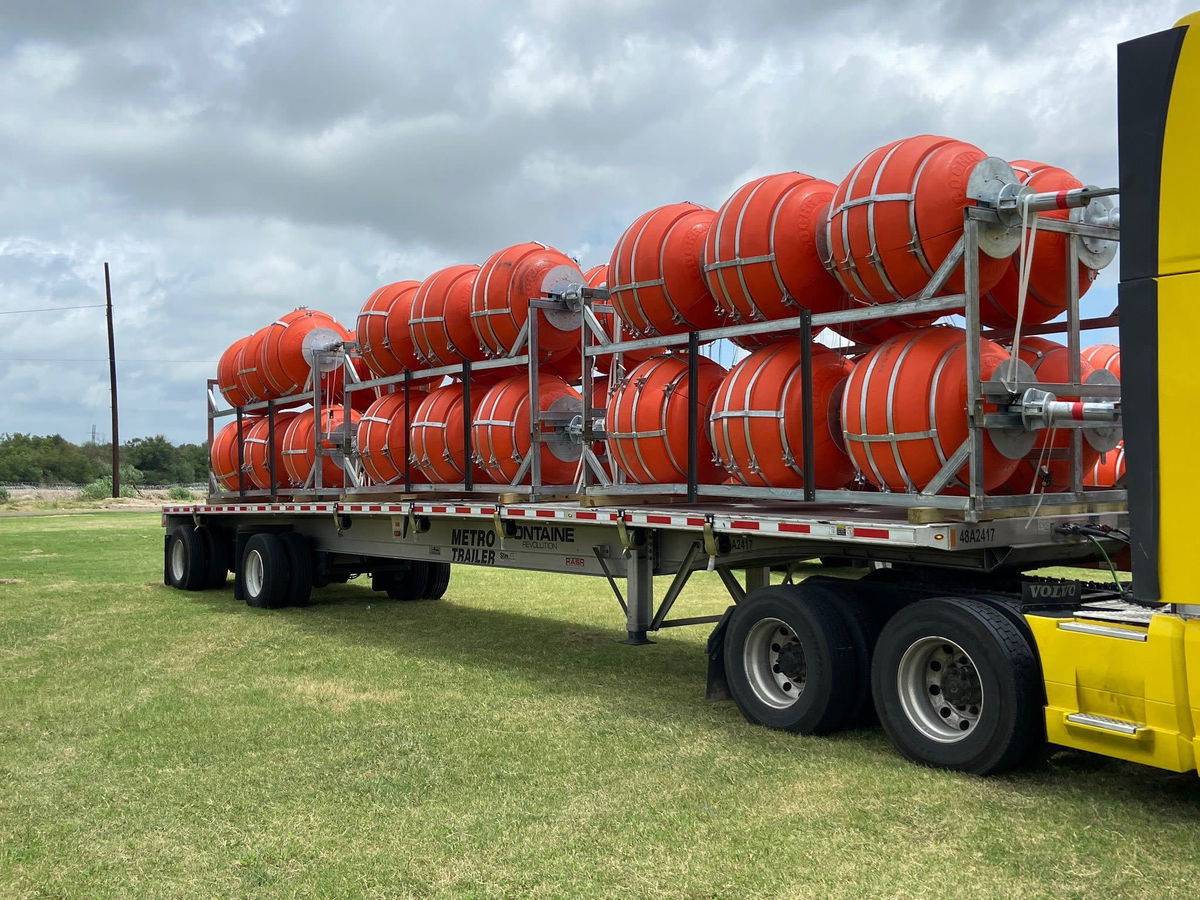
xmin=609 ymin=203 xmax=721 ymax=339
xmin=243 ymin=412 xmax=301 ymax=490
xmin=281 ymin=407 xmax=361 ymax=489
xmin=356 ymin=393 xmax=424 ymax=486
xmin=409 ymin=384 xmax=489 ymax=484
xmin=710 ymin=341 xmax=855 ymax=488
xmin=841 ymin=325 xmax=1019 ymax=493
xmin=234 ymin=327 xmax=274 ymax=403
xmin=584 ymin=264 xmax=662 ymax=375
xmin=210 ymin=417 xmax=258 ymax=492
xmin=704 ymin=173 xmax=846 ymax=349
xmin=259 ymin=308 xmax=351 ymax=399
xmin=409 ymin=264 xmax=499 ymax=377
xmin=216 ymin=335 xmax=253 ymax=408
xmin=605 ymin=353 xmax=728 ymax=484
xmin=996 ymin=337 xmax=1099 ymax=494
xmin=473 ymin=374 xmax=582 ymax=484
xmin=1082 ymin=343 xmax=1121 ymax=380
xmin=1085 ymin=441 xmax=1125 ymax=488
xmin=825 ymin=136 xmax=1010 ymax=340
xmin=471 ymin=243 xmax=584 ymax=377
xmin=980 ymin=161 xmax=1098 ymax=328
xmin=356 ymin=280 xmax=423 ymax=378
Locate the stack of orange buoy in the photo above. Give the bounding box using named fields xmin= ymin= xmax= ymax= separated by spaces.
xmin=473 ymin=374 xmax=582 ymax=484
xmin=281 ymin=407 xmax=361 ymax=489
xmin=215 ymin=308 xmax=351 ymax=409
xmin=981 ymin=161 xmax=1099 ymax=327
xmin=840 ymin=326 xmax=1020 ymax=493
xmin=605 ymin=354 xmax=728 ymax=483
xmin=1082 ymin=343 xmax=1124 ymax=488
xmin=243 ymin=411 xmax=301 ymax=490
xmin=210 ymin=417 xmax=258 ymax=492
xmin=608 ymin=203 xmax=722 ymax=339
xmin=471 ymin=242 xmax=584 ymax=379
xmin=710 ymin=342 xmax=855 ymax=488
xmin=995 ymin=336 xmax=1100 ymax=494
xmin=356 ymin=392 xmax=423 ymax=486
xmin=703 ymin=172 xmax=846 ymax=349
xmin=410 ymin=384 xmax=485 ymax=484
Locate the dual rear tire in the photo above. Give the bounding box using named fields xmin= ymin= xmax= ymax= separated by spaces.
xmin=166 ymin=525 xmax=230 ymax=591
xmin=724 ymin=584 xmax=1043 ymax=774
xmin=375 ymin=561 xmax=451 ymax=601
xmin=240 ymin=532 xmax=314 ymax=609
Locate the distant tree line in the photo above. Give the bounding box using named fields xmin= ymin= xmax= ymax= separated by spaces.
xmin=0 ymin=434 xmax=208 ymax=485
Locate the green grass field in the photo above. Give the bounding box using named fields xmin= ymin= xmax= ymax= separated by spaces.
xmin=2 ymin=513 xmax=1198 ymax=898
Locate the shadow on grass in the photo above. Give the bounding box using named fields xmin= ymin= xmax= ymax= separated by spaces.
xmin=171 ymin=578 xmax=1200 ymax=817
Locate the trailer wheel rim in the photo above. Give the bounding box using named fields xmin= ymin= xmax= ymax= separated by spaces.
xmin=743 ymin=617 xmax=806 ymax=709
xmin=245 ymin=549 xmax=265 ymax=598
xmin=897 ymin=636 xmax=983 ymax=743
xmin=170 ymin=538 xmax=186 ymax=582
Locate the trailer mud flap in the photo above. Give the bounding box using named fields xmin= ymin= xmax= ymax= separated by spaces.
xmin=705 ymin=606 xmax=736 ymax=702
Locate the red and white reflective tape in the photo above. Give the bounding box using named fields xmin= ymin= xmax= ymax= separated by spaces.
xmin=413 ymin=503 xmax=497 ymax=517
xmin=622 ymin=511 xmax=707 ymax=529
xmin=163 ymin=502 xmax=337 ymax=515
xmin=507 ymin=506 xmax=620 ymax=523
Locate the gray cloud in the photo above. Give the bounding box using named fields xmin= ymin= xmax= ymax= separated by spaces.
xmin=0 ymin=0 xmax=1187 ymax=443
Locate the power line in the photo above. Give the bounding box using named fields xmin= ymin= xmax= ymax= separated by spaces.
xmin=0 ymin=358 xmax=215 ymax=363
xmin=0 ymin=304 xmax=107 ymax=315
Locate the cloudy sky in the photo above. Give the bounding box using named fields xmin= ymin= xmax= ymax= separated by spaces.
xmin=0 ymin=0 xmax=1190 ymax=445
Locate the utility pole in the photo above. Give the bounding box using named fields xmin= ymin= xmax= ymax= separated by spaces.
xmin=105 ymin=263 xmax=120 ymax=498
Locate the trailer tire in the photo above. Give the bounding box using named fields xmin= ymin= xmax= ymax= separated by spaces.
xmin=199 ymin=525 xmax=230 ymax=589
xmin=383 ymin=561 xmax=431 ymax=601
xmin=724 ymin=584 xmax=860 ymax=735
xmin=167 ymin=525 xmax=209 ymax=592
xmin=871 ymin=596 xmax=1043 ymax=775
xmin=424 ymin=562 xmax=451 ymax=600
xmin=279 ymin=532 xmax=314 ymax=607
xmin=240 ymin=533 xmax=290 ymax=610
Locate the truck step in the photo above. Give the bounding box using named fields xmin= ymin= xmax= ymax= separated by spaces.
xmin=1065 ymin=712 xmax=1144 ymax=736
xmin=1057 ymin=620 xmax=1147 ymax=641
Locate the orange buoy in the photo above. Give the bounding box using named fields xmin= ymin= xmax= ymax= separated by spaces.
xmin=980 ymin=161 xmax=1098 ymax=328
xmin=473 ymin=374 xmax=582 ymax=484
xmin=259 ymin=308 xmax=351 ymax=398
xmin=409 ymin=384 xmax=480 ymax=484
xmin=234 ymin=327 xmax=274 ymax=403
xmin=584 ymin=264 xmax=662 ymax=375
xmin=1085 ymin=440 xmax=1125 ymax=487
xmin=244 ymin=412 xmax=301 ymax=490
xmin=210 ymin=417 xmax=258 ymax=492
xmin=710 ymin=341 xmax=855 ymax=488
xmin=281 ymin=407 xmax=361 ymax=489
xmin=216 ymin=335 xmax=253 ymax=408
xmin=471 ymin=243 xmax=583 ymax=377
xmin=1082 ymin=343 xmax=1121 ymax=379
xmin=409 ymin=264 xmax=499 ymax=377
xmin=825 ymin=136 xmax=1010 ymax=341
xmin=704 ymin=173 xmax=846 ymax=349
xmin=841 ymin=325 xmax=1019 ymax=492
xmin=996 ymin=336 xmax=1099 ymax=494
xmin=605 ymin=353 xmax=728 ymax=484
xmin=608 ymin=203 xmax=721 ymax=338
xmin=356 ymin=393 xmax=424 ymax=486
xmin=356 ymin=281 xmax=423 ymax=378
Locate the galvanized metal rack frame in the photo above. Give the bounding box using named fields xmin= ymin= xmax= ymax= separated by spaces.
xmin=207 ymin=202 xmax=1122 ymax=526
xmin=579 ymin=206 xmax=1124 ymax=523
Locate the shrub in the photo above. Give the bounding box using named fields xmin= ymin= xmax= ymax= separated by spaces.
xmin=77 ymin=477 xmax=139 ymax=501
xmin=0 ymin=486 xmax=9 ymax=502
xmin=166 ymin=486 xmax=194 ymax=501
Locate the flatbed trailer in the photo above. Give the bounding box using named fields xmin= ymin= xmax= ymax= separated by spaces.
xmin=161 ymin=12 xmax=1200 ymax=777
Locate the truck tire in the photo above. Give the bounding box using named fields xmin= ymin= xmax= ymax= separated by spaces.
xmin=424 ymin=562 xmax=451 ymax=599
xmin=167 ymin=525 xmax=209 ymax=592
xmin=240 ymin=533 xmax=291 ymax=610
xmin=199 ymin=525 xmax=230 ymax=589
xmin=384 ymin=561 xmax=432 ymax=602
xmin=724 ymin=583 xmax=862 ymax=735
xmin=871 ymin=596 xmax=1044 ymax=775
xmin=279 ymin=532 xmax=314 ymax=607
